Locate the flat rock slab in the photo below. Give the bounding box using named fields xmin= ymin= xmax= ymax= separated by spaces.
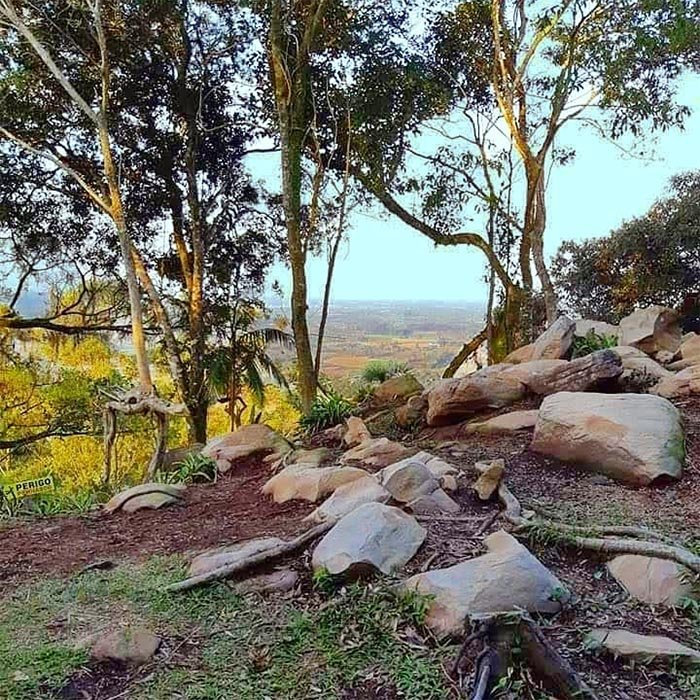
xmin=312 ymin=502 xmax=426 ymax=577
xmin=341 ymin=437 xmax=413 ymax=469
xmin=189 ymin=537 xmax=285 ymax=578
xmin=465 ymin=410 xmax=539 ymax=434
xmin=531 ymin=392 xmax=684 ymax=485
xmin=91 ymin=627 xmax=161 ymax=665
xmin=104 ymin=483 xmax=186 ymax=514
xmin=401 ymin=530 xmax=568 ymax=638
xmin=262 ymin=465 xmax=368 ymax=503
xmin=304 ymin=475 xmax=390 ymax=523
xmin=607 ymin=555 xmax=694 ymax=606
xmin=587 ymin=629 xmax=700 ymax=666
xmin=232 ymin=568 xmax=299 ymax=595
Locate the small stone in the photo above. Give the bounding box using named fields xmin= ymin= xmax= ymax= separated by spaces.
xmin=407 ymin=489 xmax=461 ymax=514
xmin=344 ymin=417 xmax=372 ymax=447
xmin=473 ymin=459 xmax=505 ymax=500
xmin=91 ymin=627 xmax=161 ymax=665
xmin=304 ymin=476 xmax=390 ymax=523
xmin=381 ymin=460 xmax=439 ymax=503
xmin=607 ymin=555 xmax=694 ymax=606
xmin=341 ymin=437 xmax=413 ymax=469
xmin=233 ymin=568 xmax=298 ymax=595
xmin=586 ymin=628 xmax=700 ymax=666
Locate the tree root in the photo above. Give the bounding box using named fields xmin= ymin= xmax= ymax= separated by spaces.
xmin=497 ymin=482 xmax=700 ymax=575
xmin=165 ymin=521 xmax=334 ymax=593
xmin=453 ymin=614 xmax=598 ymax=700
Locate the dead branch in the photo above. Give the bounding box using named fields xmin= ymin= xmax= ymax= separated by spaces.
xmin=165 ymin=521 xmax=334 ymax=592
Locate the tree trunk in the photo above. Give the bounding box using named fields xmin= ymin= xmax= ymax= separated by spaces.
xmin=442 ymin=327 xmax=488 ymax=378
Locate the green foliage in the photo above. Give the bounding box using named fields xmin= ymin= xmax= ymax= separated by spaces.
xmin=156 ymin=453 xmax=217 ymax=485
xmin=570 ymin=330 xmax=617 ymax=359
xmin=298 ymin=392 xmax=355 ymax=434
xmin=361 ymin=360 xmax=410 ymax=384
xmin=553 ymin=172 xmax=700 ymax=322
xmin=311 ymin=567 xmax=339 ymax=595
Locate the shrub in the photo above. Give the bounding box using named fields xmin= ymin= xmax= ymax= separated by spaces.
xmin=570 ymin=330 xmax=617 ymax=359
xmin=361 ymin=360 xmax=410 ymax=384
xmin=156 ymin=453 xmax=217 ymax=485
xmin=298 ymin=392 xmax=354 ymax=434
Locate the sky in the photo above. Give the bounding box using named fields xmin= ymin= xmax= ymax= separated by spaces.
xmin=263 ymin=75 xmax=700 ymax=304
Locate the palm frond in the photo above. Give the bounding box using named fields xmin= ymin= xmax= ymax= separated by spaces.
xmin=245 ymin=361 xmax=266 ymax=406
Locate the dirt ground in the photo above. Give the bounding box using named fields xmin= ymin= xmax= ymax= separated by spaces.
xmin=2 ymin=400 xmax=700 ymax=698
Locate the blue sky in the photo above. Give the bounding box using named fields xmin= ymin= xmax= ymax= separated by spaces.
xmin=265 ymin=75 xmax=700 ymax=304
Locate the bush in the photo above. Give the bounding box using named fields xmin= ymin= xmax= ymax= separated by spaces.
xmin=156 ymin=453 xmax=217 ymax=485
xmin=361 ymin=360 xmax=410 ymax=384
xmin=571 ymin=330 xmax=617 ymax=359
xmin=298 ymin=392 xmax=354 ymax=434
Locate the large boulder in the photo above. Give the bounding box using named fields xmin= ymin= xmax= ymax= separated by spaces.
xmin=311 ymin=503 xmax=426 ymax=577
xmin=104 ymin=483 xmax=186 ymax=514
xmin=531 ymin=392 xmax=684 ymax=485
xmin=262 ymin=464 xmax=368 ymax=503
xmin=607 ymin=555 xmax=694 ymax=606
xmin=514 ymin=350 xmax=622 ymax=395
xmin=426 ymin=365 xmax=526 ymax=426
xmin=202 ymin=424 xmax=292 ymax=472
xmin=341 ymin=437 xmax=413 ymax=469
xmin=189 ymin=537 xmax=285 ymax=578
xmin=372 ymin=374 xmax=424 ymax=406
xmin=304 ymin=476 xmax=390 ymax=523
xmin=465 ymin=410 xmax=539 ymax=435
xmin=619 ymin=305 xmax=682 ymax=356
xmin=679 ymin=332 xmax=700 ymax=360
xmin=586 ymin=629 xmax=700 ymax=667
xmin=574 ymin=319 xmax=620 ymax=340
xmin=531 ymin=315 xmax=575 ymax=360
xmin=402 ymin=531 xmax=567 ymax=638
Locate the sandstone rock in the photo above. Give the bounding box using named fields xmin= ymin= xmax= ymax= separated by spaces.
xmin=92 ymin=627 xmax=161 ymax=665
xmin=402 ymin=531 xmax=567 ymax=638
xmin=473 ymin=459 xmax=505 ymax=500
xmin=344 ymin=417 xmax=372 ymax=448
xmin=304 ymin=476 xmax=390 ymax=523
xmin=312 ymin=503 xmax=426 ymax=577
xmin=121 ymin=492 xmax=181 ymax=514
xmin=516 ymin=350 xmax=623 ymax=395
xmin=373 ymin=374 xmax=424 ymax=406
xmin=104 ymin=483 xmax=186 ymax=514
xmin=407 ymin=488 xmax=461 ymax=514
xmin=654 ymin=365 xmax=700 ymax=399
xmin=395 ymin=394 xmax=428 ymax=427
xmin=262 ymin=465 xmax=368 ymax=503
xmin=619 ymin=355 xmax=673 ymax=384
xmin=503 ymin=343 xmax=535 ymax=364
xmin=609 ymin=345 xmax=649 ymax=361
xmin=666 ymin=357 xmax=699 ymax=372
xmin=233 ymin=568 xmax=299 ymax=595
xmin=607 ymin=555 xmax=694 ymax=606
xmin=531 ymin=315 xmax=575 ymax=360
xmin=679 ymin=333 xmax=700 ymax=360
xmin=656 ymin=350 xmax=675 ymax=365
xmin=286 ymin=447 xmax=331 ymax=468
xmin=341 ymin=437 xmax=413 ymax=469
xmin=424 ymin=455 xmax=460 ymax=480
xmin=574 ymin=319 xmax=620 ymax=340
xmin=619 ymin=305 xmax=682 ymax=356
xmin=202 ymin=424 xmax=292 ymax=472
xmin=189 ymin=537 xmax=285 ymax=578
xmin=503 ymin=359 xmax=568 ymax=388
xmin=319 ymin=423 xmax=346 ymax=444
xmin=586 ymin=629 xmax=700 ymax=666
xmin=426 ymin=365 xmax=526 ymax=426
xmin=465 ymin=410 xmax=539 ymax=434
xmin=531 ymin=392 xmax=684 ymax=485
xmin=440 ymin=474 xmax=458 ymax=492
xmin=381 ymin=460 xmax=439 ymax=503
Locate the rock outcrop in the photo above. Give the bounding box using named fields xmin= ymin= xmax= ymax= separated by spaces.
xmin=262 ymin=464 xmax=368 ymax=503
xmin=202 ymin=424 xmax=292 ymax=472
xmin=619 ymin=305 xmax=682 ymax=356
xmin=531 ymin=392 xmax=685 ymax=485
xmin=531 ymin=315 xmax=575 ymax=360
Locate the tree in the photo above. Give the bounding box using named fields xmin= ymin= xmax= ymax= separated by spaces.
xmin=552 ymin=171 xmax=700 ymax=322
xmin=350 ymin=0 xmax=700 ymax=363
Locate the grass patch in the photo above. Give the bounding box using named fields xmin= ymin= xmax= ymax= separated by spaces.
xmin=0 ymin=558 xmax=452 ymax=700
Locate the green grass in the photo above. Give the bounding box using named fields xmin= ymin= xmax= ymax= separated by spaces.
xmin=0 ymin=558 xmax=452 ymax=700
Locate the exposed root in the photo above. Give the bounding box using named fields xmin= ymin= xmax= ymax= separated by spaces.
xmin=165 ymin=521 xmax=334 ymax=593
xmin=497 ymin=481 xmax=700 ymax=575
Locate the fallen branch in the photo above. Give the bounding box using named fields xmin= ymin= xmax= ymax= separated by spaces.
xmin=498 ymin=482 xmax=700 ymax=575
xmin=165 ymin=521 xmax=334 ymax=593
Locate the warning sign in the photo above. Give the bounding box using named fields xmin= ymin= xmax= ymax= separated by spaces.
xmin=1 ymin=476 xmax=55 ymax=500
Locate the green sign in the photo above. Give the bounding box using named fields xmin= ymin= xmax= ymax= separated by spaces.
xmin=2 ymin=476 xmax=55 ymax=500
